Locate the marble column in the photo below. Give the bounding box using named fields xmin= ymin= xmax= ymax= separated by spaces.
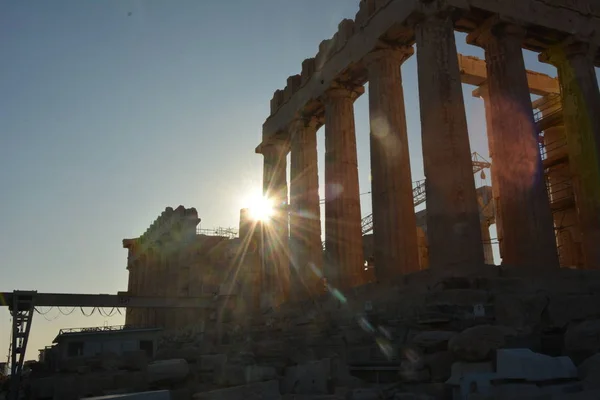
xmin=468 ymin=21 xmax=559 ymax=269
xmin=541 ymin=41 xmax=600 ymax=270
xmin=323 ymin=84 xmax=365 ymax=289
xmin=415 ymin=11 xmax=484 ymax=269
xmin=261 ymin=141 xmax=290 ymax=303
xmin=474 ymin=84 xmax=505 ymax=262
xmin=365 ymin=45 xmax=420 ymax=279
xmin=289 ymin=115 xmax=323 ymax=298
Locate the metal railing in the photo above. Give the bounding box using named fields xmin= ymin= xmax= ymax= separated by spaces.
xmin=539 ymin=135 xmax=568 ymax=162
xmin=58 ymin=324 xmax=157 ymax=336
xmin=196 ymin=227 xmax=238 ymax=239
xmin=533 ymin=94 xmax=562 ymax=123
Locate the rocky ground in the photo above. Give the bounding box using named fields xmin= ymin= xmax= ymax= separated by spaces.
xmin=26 ymin=265 xmax=600 ymax=399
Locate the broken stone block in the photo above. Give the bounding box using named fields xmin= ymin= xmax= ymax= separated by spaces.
xmin=495 ymin=348 xmax=578 ymax=382
xmin=410 ymin=331 xmax=456 ymax=353
xmin=192 ymin=380 xmax=281 ymax=400
xmin=147 ymin=359 xmax=190 ymax=384
xmin=579 ymin=353 xmax=600 ymax=390
xmin=448 ymin=325 xmax=517 ymax=361
xmin=494 ymin=293 xmax=548 ymax=330
xmin=281 ymin=359 xmax=331 ymax=395
xmin=565 ymin=319 xmax=600 ymax=362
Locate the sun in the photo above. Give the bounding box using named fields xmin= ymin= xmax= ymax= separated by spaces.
xmin=246 ymin=194 xmax=275 ymax=222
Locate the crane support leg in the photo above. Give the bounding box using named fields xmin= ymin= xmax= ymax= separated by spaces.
xmin=9 ymin=291 xmax=35 ymax=400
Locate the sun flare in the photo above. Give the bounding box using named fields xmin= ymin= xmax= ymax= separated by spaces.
xmin=246 ymin=194 xmax=275 ymax=222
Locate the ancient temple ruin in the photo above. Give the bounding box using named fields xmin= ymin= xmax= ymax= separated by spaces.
xmin=255 ymin=0 xmax=600 ymax=305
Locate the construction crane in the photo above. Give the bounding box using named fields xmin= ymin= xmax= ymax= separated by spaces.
xmin=360 ymin=152 xmax=491 ymax=235
xmin=1 ymin=290 xmax=228 ymax=400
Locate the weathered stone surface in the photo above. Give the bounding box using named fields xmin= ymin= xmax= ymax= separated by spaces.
xmin=579 ymin=353 xmax=600 ymax=390
xmin=495 ymin=348 xmax=578 ymax=381
xmin=448 ymin=325 xmax=517 ymax=361
xmin=494 ymin=293 xmax=548 ymax=331
xmin=565 ymin=319 xmax=600 ymax=360
xmin=192 ymin=380 xmax=281 ymax=400
xmin=415 ymin=10 xmax=484 ymax=269
xmin=365 ymin=45 xmax=420 ymax=279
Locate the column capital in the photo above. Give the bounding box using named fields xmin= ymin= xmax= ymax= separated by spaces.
xmin=539 ymin=39 xmax=596 ymax=66
xmin=289 ymin=113 xmax=319 ymax=132
xmin=466 ymin=16 xmax=526 ymax=48
xmin=364 ymin=44 xmax=414 ymax=69
xmin=257 ymin=138 xmax=290 ymax=157
xmin=322 ymin=82 xmax=365 ymax=104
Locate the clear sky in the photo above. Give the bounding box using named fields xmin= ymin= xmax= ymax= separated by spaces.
xmin=1 ymin=1 xmax=599 ymax=361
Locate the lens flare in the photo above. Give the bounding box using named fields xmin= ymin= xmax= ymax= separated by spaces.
xmin=246 ymin=195 xmax=275 ymax=222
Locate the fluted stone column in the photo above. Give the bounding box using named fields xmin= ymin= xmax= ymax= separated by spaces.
xmin=365 ymin=46 xmax=420 ymax=279
xmin=468 ymin=21 xmax=559 ymax=269
xmin=474 ymin=84 xmax=505 ymax=262
xmin=261 ymin=141 xmax=290 ymax=303
xmin=323 ymin=84 xmax=365 ymax=289
xmin=289 ymin=116 xmax=323 ymax=298
xmin=541 ymin=42 xmax=600 ymax=270
xmin=538 ymin=96 xmax=584 ymax=268
xmin=415 ymin=11 xmax=484 ymax=269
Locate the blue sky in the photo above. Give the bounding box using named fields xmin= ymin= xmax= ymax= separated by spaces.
xmin=1 ymin=1 xmax=598 ymax=360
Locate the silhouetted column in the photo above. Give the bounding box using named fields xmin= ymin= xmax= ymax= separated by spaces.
xmin=323 ymin=84 xmax=365 ymax=289
xmin=289 ymin=115 xmax=323 ymax=299
xmin=260 ymin=141 xmax=290 ymax=303
xmin=541 ymin=41 xmax=600 ymax=270
xmin=415 ymin=10 xmax=484 ymax=269
xmin=468 ymin=20 xmax=559 ymax=269
xmin=365 ymin=45 xmax=420 ymax=279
